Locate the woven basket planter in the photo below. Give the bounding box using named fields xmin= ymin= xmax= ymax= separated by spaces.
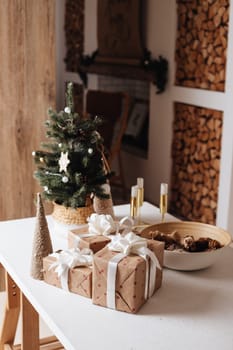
xmin=52 ymin=201 xmax=94 ymax=225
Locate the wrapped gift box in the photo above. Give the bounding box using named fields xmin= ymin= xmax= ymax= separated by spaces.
xmin=68 ymin=214 xmax=134 ymax=253
xmin=92 ymin=238 xmax=164 ymax=313
xmin=68 ymin=225 xmax=111 ymax=253
xmin=43 ymin=253 xmax=92 ymax=298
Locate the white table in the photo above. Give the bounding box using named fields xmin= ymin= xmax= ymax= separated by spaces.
xmin=0 ymin=202 xmax=233 ymax=350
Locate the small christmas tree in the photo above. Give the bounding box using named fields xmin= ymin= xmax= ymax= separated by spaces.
xmin=33 ymin=82 xmax=110 ymax=208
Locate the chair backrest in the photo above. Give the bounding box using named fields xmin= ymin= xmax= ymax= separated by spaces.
xmin=85 ymin=90 xmax=130 ymax=165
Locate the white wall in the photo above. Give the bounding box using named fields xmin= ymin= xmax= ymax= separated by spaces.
xmin=83 ymin=0 xmax=98 ymax=90
xmin=219 ymin=0 xmax=233 ymax=233
xmin=228 ymin=157 xmax=233 ymax=231
xmin=56 ymin=0 xmax=233 ymax=233
xmin=121 ymin=1 xmax=177 ymax=207
xmin=122 ymin=0 xmax=233 ymax=234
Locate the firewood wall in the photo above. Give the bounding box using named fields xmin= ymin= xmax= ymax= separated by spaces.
xmin=175 ymin=0 xmax=229 ymax=91
xmin=170 ymin=103 xmax=223 ymax=224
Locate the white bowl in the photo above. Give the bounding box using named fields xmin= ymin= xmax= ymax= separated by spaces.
xmin=140 ymin=221 xmax=232 ymax=271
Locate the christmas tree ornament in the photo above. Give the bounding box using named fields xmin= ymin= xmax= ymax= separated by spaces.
xmin=94 ymin=131 xmax=101 ymax=139
xmin=64 ymin=106 xmax=71 ymax=114
xmin=62 ymin=176 xmax=69 ymax=183
xmin=88 ymin=148 xmax=93 ymax=155
xmin=32 ymin=151 xmax=36 ymax=156
xmin=31 ymin=193 xmax=53 ymax=280
xmin=58 ymin=143 xmax=62 ymax=148
xmin=43 ymin=186 xmax=49 ymax=191
xmin=59 ymin=151 xmax=70 ymax=172
xmin=39 ymin=157 xmax=44 ymax=163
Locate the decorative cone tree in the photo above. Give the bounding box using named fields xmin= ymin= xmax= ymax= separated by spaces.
xmin=31 ymin=193 xmax=53 ymax=280
xmin=33 ymin=83 xmax=110 ymax=218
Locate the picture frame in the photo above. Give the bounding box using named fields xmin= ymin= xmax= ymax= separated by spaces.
xmin=125 ymin=100 xmax=148 ymax=138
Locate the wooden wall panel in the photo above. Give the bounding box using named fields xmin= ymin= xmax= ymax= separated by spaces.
xmin=0 ymin=0 xmax=55 ymax=220
xmin=65 ymin=0 xmax=84 ymax=72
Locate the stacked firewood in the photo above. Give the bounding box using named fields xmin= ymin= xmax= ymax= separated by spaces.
xmin=170 ymin=103 xmax=223 ymax=225
xmin=175 ymin=0 xmax=229 ymax=91
xmin=65 ymin=0 xmax=84 ymax=72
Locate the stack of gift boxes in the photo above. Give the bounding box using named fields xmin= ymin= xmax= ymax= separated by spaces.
xmin=43 ymin=213 xmax=164 ymax=314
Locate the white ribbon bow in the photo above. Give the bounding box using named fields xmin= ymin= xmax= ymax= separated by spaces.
xmin=88 ymin=213 xmax=116 ymax=235
xmin=106 ymin=232 xmax=161 ymax=309
xmin=49 ymin=248 xmax=93 ymax=291
xmin=117 ymin=216 xmax=134 ymax=234
xmin=73 ymin=214 xmax=134 ymax=247
xmin=108 ymin=232 xmax=148 ymax=255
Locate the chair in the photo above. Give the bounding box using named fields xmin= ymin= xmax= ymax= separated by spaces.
xmin=85 ymin=90 xmax=130 ymax=196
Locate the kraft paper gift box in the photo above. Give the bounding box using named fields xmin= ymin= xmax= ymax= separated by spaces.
xmin=43 ymin=249 xmax=92 ymax=298
xmin=68 ymin=214 xmax=133 ymax=253
xmin=68 ymin=225 xmax=111 ymax=253
xmin=92 ymin=233 xmax=164 ymax=313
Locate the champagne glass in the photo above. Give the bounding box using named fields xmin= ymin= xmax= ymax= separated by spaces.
xmin=160 ymin=183 xmax=168 ymax=222
xmin=136 ymin=177 xmax=144 ymax=224
xmin=130 ymin=185 xmax=138 ymax=222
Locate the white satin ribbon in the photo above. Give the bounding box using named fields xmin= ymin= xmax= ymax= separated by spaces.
xmin=73 ymin=214 xmax=134 ymax=248
xmin=106 ymin=232 xmax=161 ymax=309
xmin=117 ymin=216 xmax=134 ymax=234
xmin=49 ymin=248 xmax=93 ymax=291
xmin=88 ymin=213 xmax=116 ymax=235
xmin=73 ymin=232 xmax=101 ymax=248
xmin=107 ymin=253 xmax=126 ymax=309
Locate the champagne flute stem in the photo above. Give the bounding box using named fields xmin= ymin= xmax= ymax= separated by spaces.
xmin=138 ymin=206 xmax=141 ymax=225
xmin=161 ymin=212 xmax=165 ymax=222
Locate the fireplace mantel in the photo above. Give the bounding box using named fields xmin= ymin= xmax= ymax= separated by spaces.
xmin=78 ymin=52 xmax=168 ymax=94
